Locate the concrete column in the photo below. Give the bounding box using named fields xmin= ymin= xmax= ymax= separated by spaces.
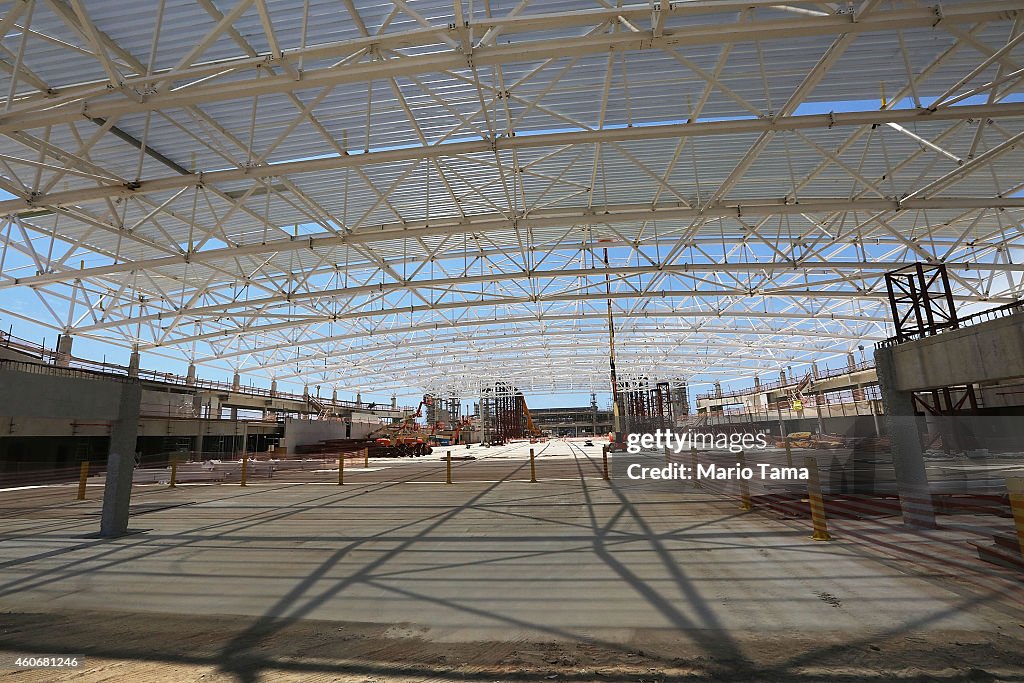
xmin=100 ymin=382 xmax=142 ymax=537
xmin=232 ymin=372 xmax=241 ymax=391
xmin=356 ymin=391 xmax=362 ymax=406
xmin=811 ymin=363 xmax=819 ymax=380
xmin=303 ymin=385 xmax=309 ymax=400
xmin=714 ymin=381 xmax=721 ymax=398
xmin=270 ymin=379 xmax=278 ymax=397
xmin=874 ymin=346 xmax=936 ymax=528
xmin=332 ymin=389 xmax=338 ymax=403
xmin=391 ymin=395 xmax=397 ymax=410
xmin=847 ymin=352 xmax=856 ymax=370
xmin=186 ymin=363 xmax=196 ymax=386
xmin=753 ymin=374 xmax=760 ymax=390
xmin=779 ymin=370 xmax=786 ymax=385
xmin=55 ymin=334 xmax=73 ymax=367
xmin=127 ymin=346 xmax=140 ymax=379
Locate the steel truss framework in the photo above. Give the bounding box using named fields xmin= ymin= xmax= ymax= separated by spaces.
xmin=0 ymin=0 xmax=1023 ymax=398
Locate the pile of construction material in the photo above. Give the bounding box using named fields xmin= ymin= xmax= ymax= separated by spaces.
xmin=773 ymin=432 xmax=892 ymax=452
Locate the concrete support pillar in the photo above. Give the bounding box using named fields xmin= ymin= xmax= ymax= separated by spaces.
xmin=186 ymin=363 xmax=196 ymax=386
xmin=303 ymin=385 xmax=309 ymax=400
xmin=753 ymin=374 xmax=760 ymax=390
xmin=714 ymin=381 xmax=721 ymax=398
xmin=875 ymin=346 xmax=936 ymax=528
xmin=100 ymin=383 xmax=142 ymax=537
xmin=55 ymin=334 xmax=73 ymax=367
xmin=356 ymin=391 xmax=362 ymax=406
xmin=847 ymin=352 xmax=856 ymax=371
xmin=270 ymin=379 xmax=278 ymax=397
xmin=391 ymin=395 xmax=397 ymax=410
xmin=812 ymin=363 xmax=819 ymax=380
xmin=127 ymin=346 xmax=140 ymax=379
xmin=779 ymin=370 xmax=786 ymax=385
xmin=332 ymin=389 xmax=338 ymax=403
xmin=231 ymin=407 xmax=238 ymax=421
xmin=232 ymin=372 xmax=241 ymax=391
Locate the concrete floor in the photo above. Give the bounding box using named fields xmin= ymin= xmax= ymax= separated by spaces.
xmin=1 ymin=440 xmax=1022 ymax=681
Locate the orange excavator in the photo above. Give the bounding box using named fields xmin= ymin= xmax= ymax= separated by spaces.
xmin=521 ymin=396 xmax=543 ymax=439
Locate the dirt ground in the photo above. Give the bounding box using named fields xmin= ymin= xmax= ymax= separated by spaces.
xmin=2 ymin=607 xmax=1024 ymax=682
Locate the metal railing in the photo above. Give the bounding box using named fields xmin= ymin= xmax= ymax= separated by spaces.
xmin=1 ymin=331 xmax=411 ymax=415
xmin=877 ymin=299 xmax=1024 ymax=348
xmin=0 ymin=358 xmax=136 ymax=384
xmin=696 ymin=359 xmax=876 ymax=402
xmin=701 ymin=398 xmax=883 ymax=425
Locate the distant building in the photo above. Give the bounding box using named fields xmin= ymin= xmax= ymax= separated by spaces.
xmin=528 ymin=405 xmax=613 ymax=437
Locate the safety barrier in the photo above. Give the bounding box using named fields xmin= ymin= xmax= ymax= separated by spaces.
xmin=805 ymin=457 xmax=832 ymax=541
xmin=77 ymin=461 xmax=90 ymax=500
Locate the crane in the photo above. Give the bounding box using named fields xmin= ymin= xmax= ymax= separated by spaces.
xmin=520 ymin=395 xmax=543 ymax=439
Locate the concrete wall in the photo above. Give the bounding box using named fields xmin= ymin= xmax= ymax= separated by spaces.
xmin=887 ymin=313 xmax=1024 ymax=391
xmin=283 ymin=415 xmax=382 ymax=452
xmin=0 ymin=367 xmax=128 ymax=420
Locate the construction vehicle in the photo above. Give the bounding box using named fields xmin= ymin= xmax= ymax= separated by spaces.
xmin=296 ymin=396 xmax=434 ymax=458
xmin=365 ymin=395 xmax=434 ymax=456
xmin=430 ymin=415 xmax=474 ymax=447
xmin=521 ymin=396 xmax=544 ymax=440
xmin=785 ymin=372 xmax=812 ymax=413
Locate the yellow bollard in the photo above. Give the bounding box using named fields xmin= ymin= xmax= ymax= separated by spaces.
xmin=76 ymin=460 xmax=89 ymax=501
xmin=738 ymin=450 xmax=752 ymax=511
xmin=1008 ymin=477 xmax=1024 ymax=561
xmin=784 ymin=438 xmax=794 ymax=467
xmin=529 ymin=447 xmax=537 ymax=483
xmin=446 ymin=450 xmax=452 ymax=484
xmin=690 ymin=445 xmax=701 ymax=488
xmin=169 ymin=457 xmax=178 ymax=489
xmin=602 ymin=445 xmax=610 ymax=481
xmin=364 ymin=447 xmax=369 ymax=469
xmin=240 ymin=454 xmax=248 ymax=487
xmin=805 ymin=456 xmax=832 ymax=541
xmin=337 ymin=453 xmax=345 ymax=486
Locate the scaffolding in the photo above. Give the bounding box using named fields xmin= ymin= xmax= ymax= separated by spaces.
xmin=618 ymin=377 xmax=673 ymax=435
xmin=481 ymin=382 xmax=530 ymax=443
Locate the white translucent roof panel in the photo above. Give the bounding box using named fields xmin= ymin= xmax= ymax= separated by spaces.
xmin=0 ymin=0 xmax=1022 ymax=396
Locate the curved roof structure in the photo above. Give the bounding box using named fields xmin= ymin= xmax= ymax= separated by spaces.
xmin=0 ymin=0 xmax=1022 ymax=397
